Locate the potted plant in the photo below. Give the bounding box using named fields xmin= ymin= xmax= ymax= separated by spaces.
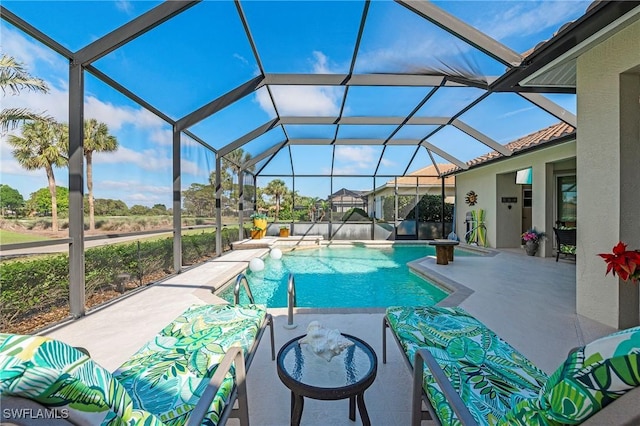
xmin=599 ymin=242 xmax=640 ymax=283
xmin=250 ymin=212 xmax=268 ymax=237
xmin=279 ymin=225 xmax=290 ymax=237
xmin=521 ymin=228 xmax=546 ymax=256
xmin=250 ymin=226 xmax=264 ymax=240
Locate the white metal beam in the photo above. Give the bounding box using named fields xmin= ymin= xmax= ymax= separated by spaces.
xmin=262 ymin=73 xmax=450 ymax=87
xmin=75 ymin=1 xmax=199 ymax=65
xmin=176 ymin=76 xmax=264 ymax=131
xmin=279 ymin=116 xmax=450 ymax=126
xmin=218 ymin=119 xmax=280 ymax=157
xmin=420 ymin=142 xmax=469 ymax=170
xmin=452 ymin=119 xmax=512 ymax=157
xmin=518 ymin=93 xmax=577 ymax=127
xmin=244 ymin=142 xmax=287 ymax=169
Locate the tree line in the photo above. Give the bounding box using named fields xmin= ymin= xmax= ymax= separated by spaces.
xmin=0 ymin=183 xmax=171 ymax=218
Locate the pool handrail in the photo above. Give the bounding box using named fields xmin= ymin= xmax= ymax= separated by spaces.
xmin=233 ymin=273 xmax=255 ymax=305
xmin=284 ymin=273 xmax=297 ymax=329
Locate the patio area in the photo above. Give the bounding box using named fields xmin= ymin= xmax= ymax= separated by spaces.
xmin=43 ymin=244 xmax=614 ymax=425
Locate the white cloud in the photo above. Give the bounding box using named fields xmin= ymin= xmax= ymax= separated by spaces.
xmin=233 ymin=53 xmax=249 ymax=66
xmin=255 ymin=52 xmax=342 ymax=117
xmin=380 ymin=158 xmax=395 ymax=167
xmin=150 ymin=128 xmax=172 ymax=146
xmin=0 ymin=25 xmax=61 ymax=76
xmin=94 ymin=146 xmax=171 ymax=171
xmin=84 ymin=96 xmax=165 ymax=132
xmin=356 ymin=30 xmax=476 ymax=76
xmin=331 ymin=146 xmax=380 ymax=174
xmin=498 ymin=106 xmax=536 ymax=119
xmin=115 ymin=0 xmax=134 ymax=15
xmin=480 ymin=1 xmax=587 ymax=42
xmin=101 ymin=180 xmax=169 ymax=195
xmin=181 ymin=158 xmax=208 ymax=177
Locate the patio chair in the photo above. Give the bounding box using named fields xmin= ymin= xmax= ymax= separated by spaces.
xmin=0 ymin=303 xmax=275 ymax=426
xmin=382 ymin=305 xmax=640 ymax=426
xmin=553 ymin=226 xmax=576 ymax=262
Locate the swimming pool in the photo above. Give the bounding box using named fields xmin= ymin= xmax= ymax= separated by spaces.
xmin=218 ymin=245 xmax=453 ymax=308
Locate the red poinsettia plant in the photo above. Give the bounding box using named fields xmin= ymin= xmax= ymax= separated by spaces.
xmin=598 ymin=242 xmax=640 ymax=283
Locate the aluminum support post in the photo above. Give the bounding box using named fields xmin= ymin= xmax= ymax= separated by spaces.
xmin=173 ymin=126 xmax=182 ymax=273
xmin=215 ymin=155 xmax=223 ymax=256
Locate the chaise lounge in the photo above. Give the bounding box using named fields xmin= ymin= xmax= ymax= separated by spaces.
xmin=383 ymin=305 xmax=640 ymax=426
xmin=0 ymin=302 xmax=275 ymax=426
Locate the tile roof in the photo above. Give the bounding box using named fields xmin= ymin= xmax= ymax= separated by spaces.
xmin=443 ymin=121 xmax=575 ymax=175
xmin=393 ymin=164 xmax=455 ymax=186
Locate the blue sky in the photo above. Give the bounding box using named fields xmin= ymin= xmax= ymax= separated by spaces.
xmin=0 ymin=0 xmax=585 ymax=206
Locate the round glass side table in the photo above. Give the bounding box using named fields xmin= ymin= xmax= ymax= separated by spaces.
xmin=276 ymin=334 xmax=377 ymax=426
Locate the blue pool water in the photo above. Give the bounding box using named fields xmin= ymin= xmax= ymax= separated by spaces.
xmin=219 ymin=245 xmax=454 ymax=308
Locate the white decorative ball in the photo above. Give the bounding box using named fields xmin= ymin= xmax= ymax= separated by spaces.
xmin=249 ymin=258 xmax=265 ymax=272
xmin=270 ymin=248 xmax=283 ymax=260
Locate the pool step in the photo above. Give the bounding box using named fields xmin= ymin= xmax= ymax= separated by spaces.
xmin=232 ymin=235 xmax=323 ymax=250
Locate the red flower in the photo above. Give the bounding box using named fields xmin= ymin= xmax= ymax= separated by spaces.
xmin=598 ymin=242 xmax=640 ymax=282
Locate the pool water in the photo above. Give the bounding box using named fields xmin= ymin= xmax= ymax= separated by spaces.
xmin=219 ymin=245 xmax=452 ymax=308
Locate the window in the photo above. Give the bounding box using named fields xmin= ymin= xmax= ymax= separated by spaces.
xmin=557 ymin=175 xmax=577 ymax=226
xmin=523 ymin=187 xmax=532 ymax=208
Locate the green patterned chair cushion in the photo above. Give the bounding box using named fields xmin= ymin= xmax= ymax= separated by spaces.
xmin=114 ymin=304 xmax=266 ymax=426
xmin=559 ymin=245 xmax=576 ymax=255
xmin=386 ymin=306 xmax=548 ymax=426
xmin=508 ymin=326 xmax=640 ymax=426
xmin=0 ymin=333 xmax=163 ymax=426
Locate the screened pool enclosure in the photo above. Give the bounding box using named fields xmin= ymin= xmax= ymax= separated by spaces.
xmin=2 ymin=0 xmax=607 ymax=320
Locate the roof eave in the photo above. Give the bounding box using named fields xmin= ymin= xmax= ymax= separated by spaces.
xmin=492 ymin=1 xmax=640 ymax=93
xmin=443 ymin=132 xmax=576 ymax=177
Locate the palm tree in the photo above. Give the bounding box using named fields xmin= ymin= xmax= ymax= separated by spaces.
xmin=84 ymin=119 xmax=118 ymax=230
xmin=8 ymin=120 xmax=68 ymax=231
xmin=222 ymin=148 xmax=254 ymax=208
xmin=264 ymin=179 xmax=288 ymax=222
xmin=318 ymin=200 xmax=329 ymax=222
xmin=0 ymin=53 xmax=50 ymax=132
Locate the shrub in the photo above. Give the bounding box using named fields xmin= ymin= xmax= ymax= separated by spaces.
xmin=0 ymin=227 xmax=244 ymax=332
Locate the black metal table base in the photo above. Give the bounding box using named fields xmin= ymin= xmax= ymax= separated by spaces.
xmin=290 ymin=391 xmax=371 ymax=426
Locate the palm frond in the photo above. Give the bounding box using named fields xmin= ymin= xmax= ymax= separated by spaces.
xmin=0 ymin=108 xmax=52 ymax=132
xmin=0 ymin=54 xmax=49 ymax=96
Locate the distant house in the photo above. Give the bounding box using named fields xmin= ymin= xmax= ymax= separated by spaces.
xmin=327 ymin=188 xmax=368 ymax=214
xmin=366 ymin=164 xmax=455 ymax=220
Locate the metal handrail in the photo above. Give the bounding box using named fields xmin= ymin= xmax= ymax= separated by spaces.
xmin=233 ymin=273 xmax=255 ymax=304
xmin=284 ymin=273 xmax=297 ymax=329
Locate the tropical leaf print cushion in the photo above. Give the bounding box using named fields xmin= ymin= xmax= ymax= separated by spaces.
xmin=386 ymin=306 xmax=548 ymax=426
xmin=540 ymin=326 xmax=640 ymax=423
xmin=114 ymin=303 xmax=266 ymax=426
xmin=501 ymin=326 xmax=640 ymax=425
xmin=0 ymin=333 xmax=163 ymax=426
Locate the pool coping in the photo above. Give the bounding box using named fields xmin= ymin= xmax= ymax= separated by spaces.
xmin=407 ymin=244 xmax=499 ymax=307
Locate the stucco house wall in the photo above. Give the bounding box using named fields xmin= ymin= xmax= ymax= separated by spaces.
xmin=454 ymin=141 xmax=576 ymax=254
xmin=576 ymin=18 xmax=640 ymax=329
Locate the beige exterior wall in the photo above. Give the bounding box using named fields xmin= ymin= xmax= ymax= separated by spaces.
xmin=576 ymin=19 xmax=640 ymax=329
xmin=454 ymin=141 xmax=576 ymax=253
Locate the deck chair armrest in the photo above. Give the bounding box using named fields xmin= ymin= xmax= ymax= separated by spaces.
xmin=413 ymin=349 xmax=478 ymax=426
xmin=185 ymin=346 xmax=248 ymax=426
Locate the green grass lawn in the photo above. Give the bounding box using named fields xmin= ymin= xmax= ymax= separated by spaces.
xmin=0 ymin=230 xmax=51 ymax=245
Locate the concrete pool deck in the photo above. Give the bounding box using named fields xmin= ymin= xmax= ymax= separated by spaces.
xmin=43 ymin=242 xmax=615 ymax=425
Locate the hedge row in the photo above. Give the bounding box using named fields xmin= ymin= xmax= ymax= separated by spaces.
xmin=0 ymin=227 xmax=244 ymax=331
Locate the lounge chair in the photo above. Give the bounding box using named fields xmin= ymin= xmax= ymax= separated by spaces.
xmin=383 ymin=306 xmax=640 ymax=426
xmin=553 ymin=226 xmax=576 ymax=262
xmin=0 ymin=303 xmax=275 ymax=426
